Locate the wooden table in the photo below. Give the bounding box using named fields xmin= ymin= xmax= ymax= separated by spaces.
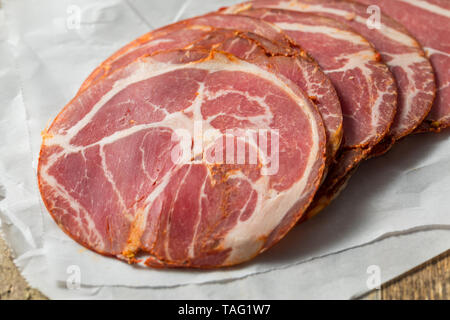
xmin=1 ymin=235 xmax=448 ymax=299
xmin=362 ymin=249 xmax=450 ymax=300
xmin=0 ymin=236 xmax=46 ymax=300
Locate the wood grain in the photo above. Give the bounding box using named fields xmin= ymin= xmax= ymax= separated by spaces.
xmin=1 ymin=229 xmax=449 ymax=299
xmin=363 ymin=249 xmax=450 ymax=300
xmin=0 ymin=236 xmax=47 ymax=300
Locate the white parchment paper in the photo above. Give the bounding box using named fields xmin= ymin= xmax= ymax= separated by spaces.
xmin=0 ymin=0 xmax=449 ymax=299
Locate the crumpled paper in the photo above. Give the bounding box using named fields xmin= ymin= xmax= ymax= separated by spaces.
xmin=0 ymin=0 xmax=449 ymax=299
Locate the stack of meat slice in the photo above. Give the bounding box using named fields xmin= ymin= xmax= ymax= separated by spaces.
xmin=223 ymin=0 xmax=436 ymax=217
xmin=37 ymin=0 xmax=448 ymax=268
xmin=356 ymin=0 xmax=450 ymax=133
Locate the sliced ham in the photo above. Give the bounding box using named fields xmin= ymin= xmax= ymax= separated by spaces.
xmin=222 ymin=7 xmax=397 ymax=217
xmin=79 ymin=14 xmax=298 ymax=91
xmin=227 ymin=0 xmax=435 ymax=154
xmin=357 ymin=0 xmax=449 ymax=132
xmin=79 ymin=14 xmax=343 ymax=161
xmin=38 ymin=49 xmax=326 ymax=268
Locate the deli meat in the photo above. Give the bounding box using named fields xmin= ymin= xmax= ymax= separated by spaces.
xmin=80 ymin=14 xmax=343 ymax=161
xmin=37 ymin=0 xmax=446 ymax=269
xmin=38 ymin=49 xmax=326 ymax=268
xmin=223 ymin=7 xmax=397 ymax=216
xmin=229 ymin=0 xmax=436 ymax=153
xmin=224 ymin=8 xmax=396 ymax=148
xmin=79 ymin=15 xmax=297 ymax=91
xmin=357 ymin=0 xmax=450 ymax=132
xmin=193 ymin=29 xmax=343 ymax=160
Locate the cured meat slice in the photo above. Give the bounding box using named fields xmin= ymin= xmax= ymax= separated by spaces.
xmin=79 ymin=14 xmax=343 ymax=161
xmin=226 ymin=8 xmax=396 ymax=148
xmin=226 ymin=0 xmax=435 ymax=153
xmin=38 ymin=49 xmax=327 ymax=268
xmin=222 ymin=7 xmax=397 ymax=216
xmin=191 ymin=31 xmax=343 ymax=161
xmin=357 ymin=0 xmax=449 ymax=132
xmin=79 ymin=14 xmax=298 ymax=91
